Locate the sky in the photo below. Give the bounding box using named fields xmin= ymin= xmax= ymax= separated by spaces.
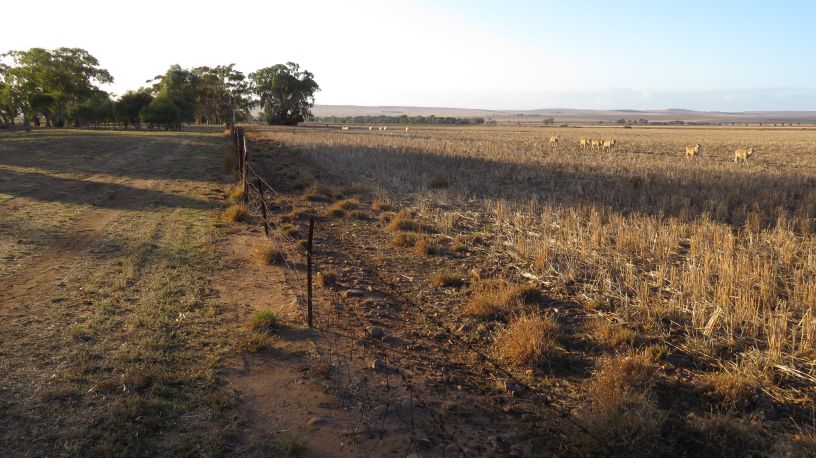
xmin=4 ymin=0 xmax=815 ymax=111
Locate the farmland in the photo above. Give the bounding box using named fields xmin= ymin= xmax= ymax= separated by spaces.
xmin=1 ymin=124 xmax=815 ymax=456
xmin=247 ymin=123 xmax=816 ymax=456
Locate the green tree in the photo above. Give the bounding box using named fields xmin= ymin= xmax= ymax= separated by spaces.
xmin=192 ymin=64 xmax=251 ymax=128
xmin=1 ymin=47 xmax=112 ymax=129
xmin=148 ymin=65 xmax=199 ymax=126
xmin=70 ymin=90 xmax=113 ymax=127
xmin=250 ymin=62 xmax=319 ymax=125
xmin=115 ymin=89 xmax=153 ymax=129
xmin=140 ymin=97 xmax=181 ymax=130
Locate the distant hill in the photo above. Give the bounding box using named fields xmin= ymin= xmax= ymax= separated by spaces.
xmin=312 ymin=105 xmax=816 ymax=124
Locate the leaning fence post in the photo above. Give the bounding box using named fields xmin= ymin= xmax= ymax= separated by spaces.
xmin=242 ymin=134 xmax=249 ymax=204
xmin=257 ymin=177 xmax=269 ymax=237
xmin=307 ymin=216 xmax=315 ymax=328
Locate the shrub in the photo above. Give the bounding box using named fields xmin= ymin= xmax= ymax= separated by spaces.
xmin=253 ymin=243 xmax=286 ymax=266
xmin=494 ymin=314 xmax=559 ymax=368
xmin=464 ymin=279 xmax=542 ymax=319
xmin=431 ymin=272 xmax=464 ymax=288
xmin=251 ymin=310 xmax=280 ymax=333
xmin=224 ymin=204 xmax=249 ymax=223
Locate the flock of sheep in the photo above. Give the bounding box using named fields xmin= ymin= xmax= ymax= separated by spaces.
xmin=565 ymin=136 xmax=754 ymax=164
xmin=339 ymin=125 xmax=410 ymax=132
xmin=335 ymin=126 xmax=756 ymax=164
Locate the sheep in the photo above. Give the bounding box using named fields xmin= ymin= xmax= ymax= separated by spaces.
xmin=579 ymin=138 xmax=590 ymax=150
xmin=685 ymin=144 xmax=702 ymax=159
xmin=383 ymin=126 xmax=388 ymax=132
xmin=368 ymin=126 xmax=373 ymax=131
xmin=405 ymin=127 xmax=410 ymax=132
xmin=602 ymin=139 xmax=616 ymax=152
xmin=591 ymin=139 xmax=602 ymax=151
xmin=341 ymin=126 xmax=349 ymax=131
xmin=734 ymin=148 xmax=754 ymax=164
xmin=548 ymin=136 xmax=559 ymax=147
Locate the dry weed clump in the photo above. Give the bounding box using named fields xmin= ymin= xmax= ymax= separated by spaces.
xmin=390 ymin=232 xmax=419 ymax=248
xmin=579 ymin=351 xmax=665 ymax=455
xmin=333 ymin=198 xmax=360 ymax=210
xmin=251 ymin=310 xmax=280 ymax=333
xmin=703 ymin=369 xmax=760 ymax=409
xmin=585 ymin=317 xmax=638 ymax=350
xmin=431 ymin=271 xmax=464 ymax=288
xmin=252 ymin=243 xmax=286 ymax=266
xmin=224 ymin=204 xmax=249 ymax=223
xmin=414 ymin=237 xmax=446 ymax=256
xmin=464 ymin=279 xmax=542 ymax=319
xmin=371 ymin=197 xmax=394 ymax=212
xmin=316 ymin=268 xmax=338 ymax=288
xmin=688 ymin=412 xmax=769 ymax=456
xmin=236 ymin=332 xmax=270 ymax=353
xmin=494 ymin=314 xmax=559 ymax=368
xmin=227 ymin=183 xmax=244 ymax=201
xmin=387 ymin=209 xmax=430 ymax=232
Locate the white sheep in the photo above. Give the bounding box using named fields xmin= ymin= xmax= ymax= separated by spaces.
xmin=734 ymin=148 xmax=754 ymax=164
xmin=685 ymin=144 xmax=702 ymax=159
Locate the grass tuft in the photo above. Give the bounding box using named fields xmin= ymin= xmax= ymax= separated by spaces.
xmin=464 ymin=279 xmax=543 ymax=319
xmin=494 ymin=314 xmax=559 ymax=368
xmin=251 ymin=311 xmax=280 ymax=333
xmin=252 ymin=243 xmax=286 ymax=266
xmin=431 ymin=271 xmax=464 ymax=288
xmin=224 ymin=204 xmax=249 ymax=223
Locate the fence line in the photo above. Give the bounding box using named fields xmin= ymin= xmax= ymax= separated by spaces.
xmin=227 ymin=126 xmax=609 ymax=455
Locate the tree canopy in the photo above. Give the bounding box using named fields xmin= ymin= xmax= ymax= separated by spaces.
xmin=1 ymin=47 xmax=317 ymax=130
xmin=250 ymin=62 xmax=319 ymax=125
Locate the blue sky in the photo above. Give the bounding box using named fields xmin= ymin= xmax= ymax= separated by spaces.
xmin=5 ymin=0 xmax=815 ymax=111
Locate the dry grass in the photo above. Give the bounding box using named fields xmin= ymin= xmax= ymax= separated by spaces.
xmin=386 ymin=209 xmax=430 ymax=232
xmin=390 ymin=232 xmax=419 ymax=248
xmin=251 ymin=310 xmax=280 ymax=333
xmin=316 ymin=268 xmax=338 ymax=288
xmin=413 ymin=237 xmax=445 ymax=256
xmin=588 ymin=352 xmax=657 ymax=395
xmin=227 ymin=183 xmax=244 ymax=201
xmin=703 ymin=369 xmax=760 ymax=409
xmin=430 ymin=271 xmax=464 ymax=288
xmin=252 ymin=243 xmax=286 ymax=266
xmin=464 ymin=279 xmax=542 ymax=319
xmin=493 ymin=314 xmax=559 ymax=368
xmin=224 ymin=204 xmax=249 ymax=223
xmin=372 ymin=197 xmax=395 ymax=212
xmin=429 ymin=175 xmax=449 ymax=189
xmin=236 ymin=332 xmax=271 ymax=353
xmin=585 ymin=317 xmax=638 ymax=350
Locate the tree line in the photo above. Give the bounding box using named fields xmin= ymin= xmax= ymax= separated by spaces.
xmin=0 ymin=48 xmax=319 ymax=130
xmin=316 ymin=115 xmax=485 ymax=125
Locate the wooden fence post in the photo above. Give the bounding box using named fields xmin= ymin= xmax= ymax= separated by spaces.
xmin=307 ymin=216 xmax=315 ymax=328
xmin=257 ymin=177 xmax=269 ymax=237
xmin=242 ymin=134 xmax=249 ymax=204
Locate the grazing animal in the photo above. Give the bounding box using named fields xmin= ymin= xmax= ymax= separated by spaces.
xmin=591 ymin=139 xmax=602 ymax=151
xmin=548 ymin=136 xmax=559 ymax=147
xmin=341 ymin=126 xmax=349 ymax=131
xmin=405 ymin=127 xmax=410 ymax=132
xmin=734 ymin=148 xmax=754 ymax=164
xmin=685 ymin=144 xmax=702 ymax=159
xmin=580 ymin=138 xmax=590 ymax=150
xmin=383 ymin=126 xmax=388 ymax=132
xmin=602 ymin=139 xmax=616 ymax=152
xmin=368 ymin=126 xmax=373 ymax=131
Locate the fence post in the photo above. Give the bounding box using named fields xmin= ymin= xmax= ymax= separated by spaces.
xmin=307 ymin=216 xmax=315 ymax=328
xmin=242 ymin=134 xmax=249 ymax=204
xmin=257 ymin=177 xmax=269 ymax=237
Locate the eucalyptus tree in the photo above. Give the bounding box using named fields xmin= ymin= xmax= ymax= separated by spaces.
xmin=249 ymin=62 xmax=319 ymax=125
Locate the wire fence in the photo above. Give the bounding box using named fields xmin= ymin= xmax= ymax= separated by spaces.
xmin=227 ymin=126 xmax=609 ymax=456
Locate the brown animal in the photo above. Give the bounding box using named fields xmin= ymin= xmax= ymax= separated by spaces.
xmin=548 ymin=136 xmax=559 ymax=147
xmin=590 ymin=139 xmax=602 ymax=151
xmin=685 ymin=144 xmax=702 ymax=159
xmin=734 ymin=148 xmax=754 ymax=164
xmin=580 ymin=138 xmax=590 ymax=150
xmin=602 ymin=139 xmax=616 ymax=152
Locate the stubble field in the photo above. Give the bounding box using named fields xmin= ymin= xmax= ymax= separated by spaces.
xmin=249 ymin=123 xmax=816 ymax=456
